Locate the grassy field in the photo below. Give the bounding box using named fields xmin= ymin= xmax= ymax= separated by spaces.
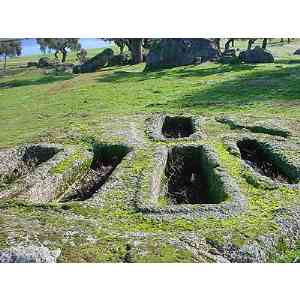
xmin=0 ymin=39 xmax=300 ymax=262
xmin=1 ymin=39 xmax=300 ymax=147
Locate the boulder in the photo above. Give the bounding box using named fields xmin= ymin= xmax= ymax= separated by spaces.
xmin=145 ymin=39 xmax=219 ymax=71
xmin=27 ymin=61 xmax=38 ymax=67
xmin=54 ymin=63 xmax=74 ymax=73
xmin=219 ymin=49 xmax=240 ymax=64
xmin=293 ymin=49 xmax=300 ymax=55
xmin=38 ymin=57 xmax=51 ymax=68
xmin=73 ymin=48 xmax=114 ymax=74
xmin=109 ymin=53 xmax=131 ymax=66
xmin=239 ymin=46 xmax=274 ymax=63
xmin=73 ymin=63 xmax=96 ymax=74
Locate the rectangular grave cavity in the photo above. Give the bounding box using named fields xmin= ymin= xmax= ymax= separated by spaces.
xmin=237 ymin=139 xmax=298 ymax=184
xmin=60 ymin=144 xmax=130 ymax=202
xmin=165 ymin=146 xmax=227 ymax=205
xmin=162 ymin=116 xmax=194 ymax=139
xmin=21 ymin=144 xmax=60 ymax=166
xmin=6 ymin=144 xmax=60 ymax=183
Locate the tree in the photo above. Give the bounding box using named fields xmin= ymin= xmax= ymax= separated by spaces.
xmin=77 ymin=48 xmax=88 ymax=64
xmin=213 ymin=38 xmax=221 ymax=53
xmin=247 ymin=39 xmax=257 ymax=50
xmin=224 ymin=38 xmax=235 ymax=50
xmin=0 ymin=39 xmax=22 ymax=71
xmin=262 ymin=38 xmax=268 ymax=49
xmin=247 ymin=38 xmax=269 ymax=50
xmin=102 ymin=38 xmax=145 ymax=64
xmin=36 ymin=38 xmax=81 ymax=63
xmin=103 ymin=39 xmax=126 ymax=54
xmin=126 ymin=39 xmax=143 ymax=64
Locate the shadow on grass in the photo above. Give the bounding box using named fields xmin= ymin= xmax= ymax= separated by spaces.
xmin=0 ymin=73 xmax=74 ymax=89
xmin=96 ymin=69 xmax=169 ymax=83
xmin=275 ymin=59 xmax=300 ymax=65
xmin=176 ymin=64 xmax=300 ymax=109
xmin=96 ymin=63 xmax=258 ymax=84
xmin=0 ymin=66 xmax=28 ymax=78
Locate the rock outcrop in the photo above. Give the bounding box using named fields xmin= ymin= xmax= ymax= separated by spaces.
xmin=293 ymin=49 xmax=300 ymax=55
xmin=239 ymin=46 xmax=274 ymax=63
xmin=38 ymin=57 xmax=52 ymax=68
xmin=0 ymin=246 xmax=61 ymax=263
xmin=145 ymin=38 xmax=219 ymax=71
xmin=219 ymin=49 xmax=239 ymax=64
xmin=109 ymin=53 xmax=131 ymax=66
xmin=73 ymin=48 xmax=114 ymax=74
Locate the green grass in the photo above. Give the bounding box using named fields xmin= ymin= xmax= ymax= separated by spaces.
xmin=0 ymin=39 xmax=300 ymax=262
xmin=276 ymin=244 xmax=300 ymax=262
xmin=1 ymin=40 xmax=300 ymax=147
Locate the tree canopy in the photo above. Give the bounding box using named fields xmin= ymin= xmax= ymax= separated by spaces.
xmin=0 ymin=39 xmax=22 ymax=70
xmin=36 ymin=38 xmax=81 ymax=63
xmin=103 ymin=39 xmax=152 ymax=64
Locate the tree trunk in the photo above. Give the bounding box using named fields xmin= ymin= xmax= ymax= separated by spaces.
xmin=115 ymin=41 xmax=125 ymax=54
xmin=120 ymin=44 xmax=124 ymax=54
xmin=128 ymin=39 xmax=143 ymax=64
xmin=247 ymin=39 xmax=256 ymax=50
xmin=61 ymin=48 xmax=67 ymax=63
xmin=225 ymin=38 xmax=234 ymax=50
xmin=3 ymin=54 xmax=7 ymax=71
xmin=262 ymin=38 xmax=268 ymax=49
xmin=214 ymin=38 xmax=221 ymax=54
xmin=288 ymin=38 xmax=291 ymax=44
xmin=54 ymin=50 xmax=59 ymax=60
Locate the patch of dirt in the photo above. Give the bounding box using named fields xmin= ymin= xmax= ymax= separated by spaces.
xmin=272 ymin=100 xmax=300 ymax=108
xmin=46 ymin=78 xmax=76 ymax=96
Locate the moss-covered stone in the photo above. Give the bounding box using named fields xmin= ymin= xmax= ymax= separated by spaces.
xmin=0 ymin=113 xmax=299 ymax=263
xmin=135 ymin=144 xmax=246 ymax=219
xmin=146 ymin=113 xmax=206 ymax=142
xmin=216 ymin=115 xmax=291 ymax=137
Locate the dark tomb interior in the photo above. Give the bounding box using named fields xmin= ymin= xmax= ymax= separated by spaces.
xmin=61 ymin=144 xmax=130 ymax=202
xmin=165 ymin=146 xmax=226 ymax=205
xmin=162 ymin=116 xmax=194 ymax=139
xmin=237 ymin=139 xmax=291 ymax=183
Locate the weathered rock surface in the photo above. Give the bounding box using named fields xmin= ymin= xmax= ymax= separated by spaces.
xmin=219 ymin=49 xmax=240 ymax=64
xmin=146 ymin=114 xmax=206 ymax=142
xmin=136 ymin=144 xmax=246 ymax=219
xmin=0 ymin=144 xmax=93 ymax=204
xmin=293 ymin=49 xmax=300 ymax=55
xmin=216 ymin=115 xmax=291 ymax=137
xmin=0 ymin=114 xmax=299 ymax=263
xmin=239 ymin=46 xmax=274 ymax=63
xmin=109 ymin=53 xmax=131 ymax=66
xmin=0 ymin=246 xmax=61 ymax=263
xmin=38 ymin=57 xmax=52 ymax=68
xmin=145 ymin=39 xmax=219 ymax=71
xmin=0 ymin=144 xmax=61 ymax=191
xmin=223 ymin=133 xmax=300 ymax=189
xmin=73 ymin=48 xmax=114 ymax=74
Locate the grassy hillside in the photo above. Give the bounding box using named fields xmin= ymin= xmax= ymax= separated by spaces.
xmin=1 ymin=40 xmax=300 ymax=147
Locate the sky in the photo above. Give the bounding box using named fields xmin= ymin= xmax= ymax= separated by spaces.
xmin=20 ymin=38 xmax=110 ymax=56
